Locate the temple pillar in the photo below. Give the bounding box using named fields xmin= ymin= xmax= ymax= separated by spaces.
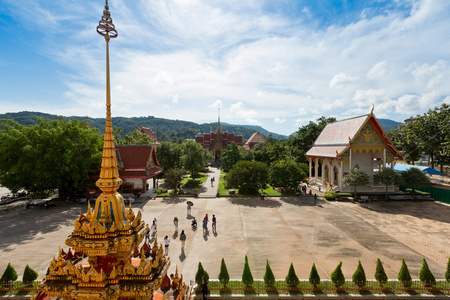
xmin=349 ymin=148 xmax=352 ymax=170
xmin=383 ymin=148 xmax=386 ymax=169
xmin=314 ymin=158 xmax=319 ymax=180
xmin=309 ymin=158 xmax=312 ymax=179
xmin=339 ymin=160 xmax=343 ymax=189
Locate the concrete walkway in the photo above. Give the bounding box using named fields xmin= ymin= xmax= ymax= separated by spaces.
xmin=198 ymin=167 xmax=220 ymax=198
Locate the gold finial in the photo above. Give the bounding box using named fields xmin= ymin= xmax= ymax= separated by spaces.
xmin=97 ymin=0 xmax=118 ymax=39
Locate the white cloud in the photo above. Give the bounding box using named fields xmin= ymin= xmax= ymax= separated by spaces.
xmin=274 ymin=117 xmax=286 ymax=124
xmin=367 ymin=61 xmax=391 ymax=79
xmin=329 ymin=73 xmax=358 ymax=88
xmin=267 ymin=63 xmax=287 ymax=73
xmin=209 ymin=99 xmax=223 ymax=108
xmin=172 ymin=94 xmax=179 ymax=103
xmin=230 ymin=101 xmax=258 ymax=125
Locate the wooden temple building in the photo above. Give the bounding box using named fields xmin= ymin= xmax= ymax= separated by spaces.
xmin=306 ymin=112 xmax=402 ymax=193
xmin=36 ymin=2 xmax=186 ymax=299
xmin=195 ymin=116 xmax=243 ymax=160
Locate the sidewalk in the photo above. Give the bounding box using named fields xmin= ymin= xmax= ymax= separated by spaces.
xmin=198 ymin=167 xmax=220 ymax=198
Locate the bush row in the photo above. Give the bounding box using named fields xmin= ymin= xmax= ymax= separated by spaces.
xmin=0 ymin=264 xmax=38 ymax=283
xmin=196 ymin=257 xmax=450 ymax=288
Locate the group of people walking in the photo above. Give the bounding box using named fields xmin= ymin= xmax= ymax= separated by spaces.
xmin=143 ymin=203 xmax=217 ymax=257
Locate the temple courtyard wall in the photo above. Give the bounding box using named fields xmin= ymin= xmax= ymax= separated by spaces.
xmin=0 ymin=196 xmax=449 ymax=283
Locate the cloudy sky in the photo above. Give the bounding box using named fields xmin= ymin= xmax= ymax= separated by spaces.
xmin=1 ymin=0 xmax=449 ymax=136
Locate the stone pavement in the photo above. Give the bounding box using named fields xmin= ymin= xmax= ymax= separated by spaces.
xmin=198 ymin=167 xmax=221 ymax=198
xmin=1 ymin=190 xmax=450 ymax=285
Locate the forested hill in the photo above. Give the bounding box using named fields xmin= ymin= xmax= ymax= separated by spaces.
xmin=0 ymin=111 xmax=288 ymax=141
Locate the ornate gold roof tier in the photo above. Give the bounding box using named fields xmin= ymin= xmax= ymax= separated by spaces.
xmin=36 ymin=1 xmax=184 ymax=299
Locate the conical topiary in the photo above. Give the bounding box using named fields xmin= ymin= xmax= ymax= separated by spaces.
xmin=241 ymin=255 xmax=254 ymax=286
xmin=418 ymin=258 xmax=435 ymax=287
xmin=397 ymin=258 xmax=412 ymax=287
xmin=309 ymin=263 xmax=320 ymax=287
xmin=195 ymin=262 xmax=209 ymax=285
xmin=352 ymin=260 xmax=366 ymax=288
xmin=0 ymin=263 xmax=18 ymax=283
xmin=445 ymin=257 xmax=450 ymax=283
xmin=374 ymin=258 xmax=388 ymax=286
xmin=285 ymin=263 xmax=299 ymax=287
xmin=330 ymin=262 xmax=345 ymax=287
xmin=22 ymin=264 xmax=38 ymax=283
xmin=218 ymin=258 xmax=230 ymax=286
xmin=263 ymin=260 xmax=275 ymax=286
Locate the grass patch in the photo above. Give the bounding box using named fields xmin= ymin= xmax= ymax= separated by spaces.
xmin=263 ymin=186 xmax=282 ymax=196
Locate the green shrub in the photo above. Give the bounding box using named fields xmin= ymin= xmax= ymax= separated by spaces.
xmin=335 ymin=193 xmax=353 ymax=199
xmin=0 ymin=263 xmax=18 ymax=282
xmin=324 ymin=191 xmax=336 ymax=200
xmin=445 ymin=257 xmax=450 ymax=283
xmin=330 ymin=262 xmax=345 ymax=287
xmin=195 ymin=262 xmax=209 ymax=285
xmin=156 ymin=188 xmax=167 ymax=194
xmin=241 ymin=255 xmax=254 ymax=286
xmin=352 ymin=260 xmax=366 ymax=288
xmin=285 ymin=263 xmax=299 ymax=287
xmin=398 ymin=258 xmax=412 ymax=287
xmin=263 ymin=260 xmax=275 ymax=286
xmin=374 ymin=258 xmax=388 ymax=286
xmin=309 ymin=263 xmax=320 ymax=287
xmin=184 ymin=178 xmax=202 ymax=188
xmin=419 ymin=258 xmax=435 ymax=287
xmin=218 ymin=258 xmax=230 ymax=286
xmin=22 ymin=264 xmax=38 ymax=283
xmin=177 ymin=189 xmax=184 ymax=195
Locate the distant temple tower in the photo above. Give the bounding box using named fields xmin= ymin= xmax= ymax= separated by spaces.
xmin=36 ymin=2 xmax=183 ymax=299
xmin=195 ymin=109 xmax=243 ymax=160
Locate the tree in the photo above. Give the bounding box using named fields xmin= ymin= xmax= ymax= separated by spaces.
xmin=163 ymin=168 xmax=186 ymax=192
xmin=352 ymin=260 xmax=366 ymax=288
xmin=156 ymin=142 xmax=182 ymax=171
xmin=220 ymin=143 xmax=242 ymax=172
xmin=285 ymin=263 xmax=299 ymax=287
xmin=22 ymin=264 xmax=38 ymax=283
xmin=0 ymin=119 xmax=102 ymax=198
xmin=330 ymin=262 xmax=345 ymax=287
xmin=195 ymin=262 xmax=209 ymax=285
xmin=218 ymin=258 xmax=230 ymax=286
xmin=225 ymin=161 xmax=268 ymax=195
xmin=263 ymin=260 xmax=275 ymax=286
xmin=269 ymin=158 xmax=307 ymax=190
xmin=418 ymin=258 xmax=435 ymax=287
xmin=445 ymin=257 xmax=450 ymax=283
xmin=373 ymin=167 xmax=402 ymax=200
xmin=241 ymin=255 xmax=254 ymax=286
xmin=401 ymin=167 xmax=431 ymax=196
xmin=181 ymin=141 xmax=208 ymax=177
xmin=398 ymin=258 xmax=412 ymax=287
xmin=343 ymin=168 xmax=370 ymax=200
xmin=374 ymin=258 xmax=388 ymax=286
xmin=392 ymin=125 xmax=422 ymax=165
xmin=0 ymin=263 xmax=18 ymax=282
xmin=309 ymin=263 xmax=320 ymax=287
xmin=121 ymin=129 xmax=152 ymax=145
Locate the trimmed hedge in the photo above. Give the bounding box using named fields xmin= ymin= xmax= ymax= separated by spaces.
xmin=0 ymin=263 xmax=18 ymax=283
xmin=263 ymin=260 xmax=275 ymax=286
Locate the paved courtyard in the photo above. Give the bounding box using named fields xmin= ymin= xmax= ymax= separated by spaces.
xmin=1 ymin=191 xmax=450 ymax=284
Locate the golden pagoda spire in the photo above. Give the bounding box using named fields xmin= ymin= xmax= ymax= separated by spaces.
xmin=94 ymin=0 xmax=127 ymax=228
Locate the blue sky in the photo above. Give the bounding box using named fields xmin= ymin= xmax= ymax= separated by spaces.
xmin=1 ymin=0 xmax=449 ymax=136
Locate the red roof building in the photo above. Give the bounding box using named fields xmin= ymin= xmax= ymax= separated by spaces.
xmin=138 ymin=126 xmax=161 ymax=145
xmin=244 ymin=130 xmax=266 ymax=150
xmin=90 ymin=145 xmax=162 ymax=194
xmin=305 ymin=113 xmax=402 ymax=193
xmin=195 ymin=119 xmax=243 ymax=161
